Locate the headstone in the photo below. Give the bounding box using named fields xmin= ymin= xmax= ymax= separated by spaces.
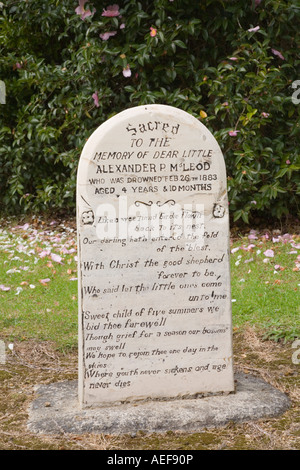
xmin=77 ymin=104 xmax=234 ymax=407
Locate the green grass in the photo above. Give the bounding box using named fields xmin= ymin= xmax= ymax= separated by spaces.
xmin=0 ymin=220 xmax=299 ymax=348
xmin=0 ymin=221 xmax=78 ymax=349
xmin=230 ymin=232 xmax=299 ymax=342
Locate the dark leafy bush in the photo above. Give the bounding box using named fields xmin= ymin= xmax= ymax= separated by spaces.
xmin=0 ymin=0 xmax=299 ymax=222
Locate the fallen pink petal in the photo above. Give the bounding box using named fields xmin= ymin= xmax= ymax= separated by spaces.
xmin=39 ymin=278 xmax=51 ymax=284
xmin=248 ymin=26 xmax=260 ymax=32
xmin=228 ymin=130 xmax=239 ymax=136
xmin=0 ymin=285 xmax=11 ymax=291
xmin=245 ymin=244 xmax=255 ymax=251
xmin=248 ymin=232 xmax=258 ymax=240
xmin=51 ymin=253 xmax=63 ymax=263
xmin=6 ymin=268 xmax=21 ymax=274
xmin=264 ymin=249 xmax=274 ymax=257
xmin=291 ymin=242 xmax=300 ymax=249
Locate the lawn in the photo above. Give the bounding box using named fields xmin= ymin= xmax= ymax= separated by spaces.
xmin=230 ymin=229 xmax=299 ymax=342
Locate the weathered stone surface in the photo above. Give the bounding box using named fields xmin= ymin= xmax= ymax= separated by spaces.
xmin=77 ymin=105 xmax=234 ymax=407
xmin=27 ymin=373 xmax=290 ymax=435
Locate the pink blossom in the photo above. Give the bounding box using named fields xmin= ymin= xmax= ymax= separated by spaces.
xmin=15 ymin=62 xmax=22 ymax=69
xmin=100 ymin=31 xmax=117 ymax=40
xmin=248 ymin=26 xmax=260 ymax=32
xmin=286 ymin=159 xmax=291 ymax=165
xmin=122 ymin=65 xmax=131 ymax=77
xmin=282 ymin=233 xmax=293 ymax=241
xmin=102 ymin=4 xmax=120 ymax=17
xmin=271 ymin=49 xmax=285 ymax=60
xmin=120 ymin=23 xmax=125 ymax=29
xmin=264 ymin=249 xmax=274 ymax=258
xmin=251 ymin=200 xmax=257 ymax=204
xmin=261 ymin=112 xmax=269 ymax=118
xmin=229 ymin=57 xmax=238 ymax=61
xmin=75 ymin=0 xmax=95 ymax=20
xmin=228 ymin=130 xmax=239 ymax=136
xmin=92 ymin=91 xmax=100 ymax=107
xmin=150 ymin=27 xmax=157 ymax=37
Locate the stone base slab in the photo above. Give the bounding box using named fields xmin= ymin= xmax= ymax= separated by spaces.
xmin=27 ymin=372 xmax=290 ymax=435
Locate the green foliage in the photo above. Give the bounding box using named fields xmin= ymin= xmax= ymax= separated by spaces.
xmin=0 ymin=0 xmax=299 ymax=221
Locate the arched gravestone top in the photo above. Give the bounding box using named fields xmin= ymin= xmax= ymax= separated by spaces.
xmin=77 ymin=104 xmax=234 ymax=407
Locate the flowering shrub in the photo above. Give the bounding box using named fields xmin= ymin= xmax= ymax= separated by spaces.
xmin=0 ymin=0 xmax=299 ymax=222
